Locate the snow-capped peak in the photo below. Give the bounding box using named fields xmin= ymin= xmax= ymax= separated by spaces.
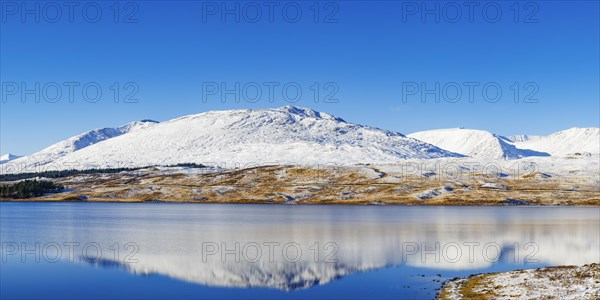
xmin=408 ymin=127 xmax=600 ymax=159
xmin=116 ymin=119 xmax=159 ymax=133
xmin=0 ymin=153 xmax=21 ymax=163
xmin=275 ymin=105 xmax=345 ymax=122
xmin=408 ymin=128 xmax=549 ymax=159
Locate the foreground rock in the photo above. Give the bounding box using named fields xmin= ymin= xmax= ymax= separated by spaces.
xmin=438 ymin=264 xmax=599 ymax=299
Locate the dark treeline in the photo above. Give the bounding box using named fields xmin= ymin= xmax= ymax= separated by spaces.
xmin=0 ymin=163 xmax=206 ymax=182
xmin=0 ymin=180 xmax=64 ymax=199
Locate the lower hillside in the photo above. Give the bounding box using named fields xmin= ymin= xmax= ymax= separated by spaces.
xmin=1 ymin=157 xmax=598 ymax=205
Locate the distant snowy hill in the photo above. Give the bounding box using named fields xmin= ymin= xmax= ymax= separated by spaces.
xmin=5 ymin=120 xmax=158 ymax=172
xmin=408 ymin=128 xmax=549 ymax=159
xmin=1 ymin=106 xmax=461 ymax=173
xmin=0 ymin=153 xmax=21 ymax=164
xmin=513 ymin=128 xmax=600 ymax=156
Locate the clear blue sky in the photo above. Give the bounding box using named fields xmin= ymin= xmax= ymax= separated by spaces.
xmin=1 ymin=1 xmax=599 ymax=155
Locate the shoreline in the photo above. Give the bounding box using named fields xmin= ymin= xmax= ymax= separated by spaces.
xmin=437 ymin=264 xmax=600 ymax=300
xmin=1 ymin=198 xmax=599 ymax=206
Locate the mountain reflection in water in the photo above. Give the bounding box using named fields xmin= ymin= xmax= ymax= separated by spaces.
xmin=1 ymin=203 xmax=598 ymax=291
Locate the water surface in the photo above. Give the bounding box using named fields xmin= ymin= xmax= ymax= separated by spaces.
xmin=1 ymin=203 xmax=598 ymax=299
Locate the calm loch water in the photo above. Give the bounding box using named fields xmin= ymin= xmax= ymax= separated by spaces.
xmin=1 ymin=203 xmax=598 ymax=299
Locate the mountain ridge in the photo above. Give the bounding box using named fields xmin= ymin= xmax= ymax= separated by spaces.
xmin=2 ymin=107 xmax=598 ymax=174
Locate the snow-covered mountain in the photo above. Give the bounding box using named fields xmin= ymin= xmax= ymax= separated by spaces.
xmin=5 ymin=120 xmax=158 ymax=172
xmin=1 ymin=106 xmax=460 ymax=173
xmin=408 ymin=128 xmax=549 ymax=159
xmin=513 ymin=127 xmax=600 ymax=156
xmin=0 ymin=153 xmax=21 ymax=164
xmin=4 ymin=107 xmax=597 ymax=173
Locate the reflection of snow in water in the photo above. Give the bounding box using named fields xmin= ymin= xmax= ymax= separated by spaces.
xmin=117 ymin=220 xmax=598 ymax=290
xmin=84 ymin=206 xmax=600 ymax=289
xmin=2 ymin=204 xmax=598 ymax=290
